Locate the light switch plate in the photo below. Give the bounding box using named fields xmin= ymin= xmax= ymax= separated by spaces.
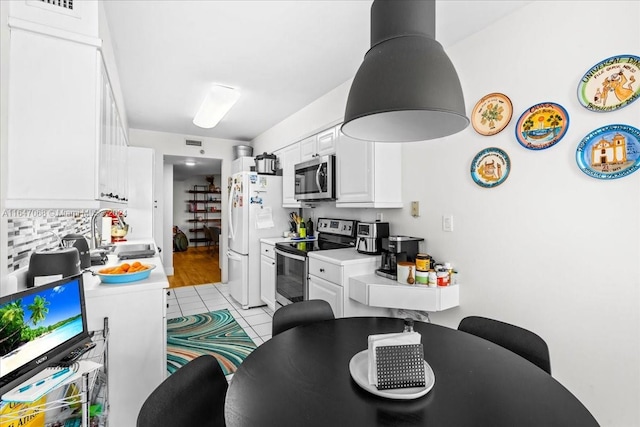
xmin=411 ymin=201 xmax=420 ymax=217
xmin=442 ymin=215 xmax=453 ymax=232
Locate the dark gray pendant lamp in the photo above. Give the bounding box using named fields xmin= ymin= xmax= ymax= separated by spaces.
xmin=342 ymin=0 xmax=469 ymax=142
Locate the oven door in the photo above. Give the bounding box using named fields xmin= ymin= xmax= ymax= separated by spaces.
xmin=275 ymin=248 xmax=308 ymax=307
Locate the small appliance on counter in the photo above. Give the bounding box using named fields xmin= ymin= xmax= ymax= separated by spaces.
xmin=376 ymin=235 xmax=424 ymax=280
xmin=61 ymin=233 xmax=91 ymax=269
xmin=356 ymin=221 xmax=389 ymax=255
xmin=255 ymin=152 xmax=277 ymax=175
xmin=26 ymin=247 xmax=81 ymax=288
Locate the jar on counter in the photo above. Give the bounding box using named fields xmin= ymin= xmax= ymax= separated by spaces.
xmin=415 ymin=270 xmax=429 ymax=285
xmin=415 ymin=253 xmax=431 ymax=272
xmin=428 ymin=270 xmax=437 ymax=288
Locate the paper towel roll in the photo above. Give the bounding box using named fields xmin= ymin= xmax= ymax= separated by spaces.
xmin=101 ymin=217 xmax=112 ymax=245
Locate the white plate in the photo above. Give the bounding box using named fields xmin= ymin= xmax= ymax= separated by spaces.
xmin=348 ymin=350 xmax=435 ymax=400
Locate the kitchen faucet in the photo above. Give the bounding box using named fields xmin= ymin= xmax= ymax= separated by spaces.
xmin=90 ymin=208 xmax=112 ymax=249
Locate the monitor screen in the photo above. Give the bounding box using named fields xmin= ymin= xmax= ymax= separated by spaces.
xmin=0 ymin=274 xmax=91 ymax=396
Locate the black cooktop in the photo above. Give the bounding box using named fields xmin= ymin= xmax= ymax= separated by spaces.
xmin=275 ymin=239 xmax=353 ymax=255
xmin=275 ymin=218 xmax=357 ymax=256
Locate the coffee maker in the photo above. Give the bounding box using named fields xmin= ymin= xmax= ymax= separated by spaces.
xmin=376 ymin=235 xmax=424 ymax=280
xmin=356 ymin=221 xmax=389 ymax=255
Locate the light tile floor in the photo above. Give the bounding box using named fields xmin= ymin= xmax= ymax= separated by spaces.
xmin=167 ymin=283 xmax=273 ymax=346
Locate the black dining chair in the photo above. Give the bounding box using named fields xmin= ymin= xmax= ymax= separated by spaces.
xmin=458 ymin=315 xmax=551 ymax=375
xmin=137 ymin=355 xmax=228 ymax=427
xmin=272 ymin=299 xmax=335 ymax=336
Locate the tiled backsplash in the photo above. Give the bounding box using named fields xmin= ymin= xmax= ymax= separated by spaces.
xmin=6 ymin=211 xmax=92 ymax=273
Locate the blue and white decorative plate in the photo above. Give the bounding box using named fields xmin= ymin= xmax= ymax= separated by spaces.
xmin=470 ymin=147 xmax=511 ymax=188
xmin=515 ymin=102 xmax=569 ymax=150
xmin=577 ymin=55 xmax=640 ymax=112
xmin=576 ymin=124 xmax=640 ymax=180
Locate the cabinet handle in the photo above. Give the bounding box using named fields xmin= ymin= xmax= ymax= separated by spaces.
xmin=320 ymin=268 xmax=325 ymax=273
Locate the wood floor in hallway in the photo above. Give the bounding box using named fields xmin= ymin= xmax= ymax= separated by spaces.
xmin=168 ymin=246 xmax=221 ymax=288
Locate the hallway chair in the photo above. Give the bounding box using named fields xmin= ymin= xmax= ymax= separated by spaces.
xmin=458 ymin=315 xmax=551 ymax=375
xmin=272 ymin=299 xmax=335 ymax=336
xmin=137 ymin=355 xmax=228 ymax=427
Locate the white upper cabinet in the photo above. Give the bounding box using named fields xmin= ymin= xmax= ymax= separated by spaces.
xmin=336 ymin=131 xmax=402 ymax=208
xmin=5 ymin=12 xmax=127 ymax=208
xmin=299 ymin=125 xmax=338 ymax=162
xmin=275 ymin=143 xmax=301 ymax=208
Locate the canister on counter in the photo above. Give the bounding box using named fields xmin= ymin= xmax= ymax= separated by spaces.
xmin=436 ymin=270 xmax=450 ymax=287
xmin=415 ymin=253 xmax=431 ymax=272
xmin=415 ymin=270 xmax=429 ymax=285
xmin=397 ymin=261 xmax=416 ymax=285
xmin=428 ymin=270 xmax=437 ymax=287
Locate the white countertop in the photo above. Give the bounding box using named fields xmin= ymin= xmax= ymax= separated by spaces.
xmin=84 ymin=253 xmax=168 ymax=297
xmin=307 ymin=247 xmax=380 ymax=266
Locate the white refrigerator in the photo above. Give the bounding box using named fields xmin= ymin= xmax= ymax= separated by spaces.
xmin=227 ymin=172 xmax=288 ymax=308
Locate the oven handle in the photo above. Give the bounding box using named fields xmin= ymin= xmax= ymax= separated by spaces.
xmin=275 ymin=248 xmax=307 ymax=262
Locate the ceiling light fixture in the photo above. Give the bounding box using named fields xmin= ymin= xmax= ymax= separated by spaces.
xmin=193 ymin=84 xmax=241 ymax=129
xmin=342 ymin=0 xmax=469 ymax=142
xmin=185 ymin=161 xmax=196 ymax=166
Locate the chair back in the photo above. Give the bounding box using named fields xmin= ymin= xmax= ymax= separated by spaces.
xmin=272 ymin=299 xmax=335 ymax=336
xmin=137 ymin=355 xmax=228 ymax=427
xmin=458 ymin=316 xmax=551 ymax=374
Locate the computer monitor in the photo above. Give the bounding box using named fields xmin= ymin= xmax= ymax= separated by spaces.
xmin=0 ymin=274 xmax=91 ymax=396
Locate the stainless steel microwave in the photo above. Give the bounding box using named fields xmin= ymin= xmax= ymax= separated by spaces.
xmin=294 ymin=154 xmax=336 ymax=201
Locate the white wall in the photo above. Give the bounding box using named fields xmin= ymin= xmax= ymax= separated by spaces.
xmin=251 ymin=2 xmax=640 ymax=425
xmin=128 ymin=128 xmax=243 ymax=283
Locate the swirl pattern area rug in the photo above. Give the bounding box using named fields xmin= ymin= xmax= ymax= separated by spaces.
xmin=167 ymin=309 xmax=256 ymax=376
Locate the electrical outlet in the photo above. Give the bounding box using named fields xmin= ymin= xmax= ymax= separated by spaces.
xmin=442 ymin=214 xmax=454 ymax=232
xmin=376 ymin=212 xmax=384 ymax=222
xmin=411 ymin=201 xmax=420 ymax=217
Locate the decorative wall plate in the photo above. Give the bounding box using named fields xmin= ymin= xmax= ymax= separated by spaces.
xmin=576 ymin=124 xmax=640 ymax=180
xmin=515 ymin=102 xmax=569 ymax=150
xmin=470 ymin=147 xmax=510 ymax=188
xmin=577 ymin=54 xmax=640 ymax=112
xmin=471 ymin=93 xmax=513 ymax=136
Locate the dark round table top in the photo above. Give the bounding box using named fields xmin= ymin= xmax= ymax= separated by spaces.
xmin=225 ymin=317 xmax=598 ymax=427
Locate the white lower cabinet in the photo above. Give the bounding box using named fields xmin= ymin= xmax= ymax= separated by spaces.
xmin=260 ymin=243 xmax=277 ymax=310
xmin=84 ymin=277 xmax=167 ymax=427
xmin=307 ymin=254 xmax=389 ymax=318
xmin=308 ymin=275 xmax=344 ymax=318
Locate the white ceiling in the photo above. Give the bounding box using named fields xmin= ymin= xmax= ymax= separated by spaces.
xmin=103 ymin=1 xmax=534 ymax=143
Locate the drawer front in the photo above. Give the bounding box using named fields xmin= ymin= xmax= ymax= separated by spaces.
xmin=261 ymin=243 xmax=275 ymax=259
xmin=308 ymin=258 xmax=342 ymax=285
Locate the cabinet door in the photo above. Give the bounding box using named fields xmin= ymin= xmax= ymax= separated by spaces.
xmin=260 ymin=254 xmax=276 ymax=310
xmin=308 ymin=275 xmax=344 ymax=318
xmin=7 ymin=30 xmax=98 ymax=206
xmin=336 ymin=131 xmax=375 ymax=203
xmin=316 ymin=126 xmax=338 ymax=156
xmin=276 ymin=143 xmax=302 ymax=207
xmin=299 ymin=136 xmax=317 ymax=162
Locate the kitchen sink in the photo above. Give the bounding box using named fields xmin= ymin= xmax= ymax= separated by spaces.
xmin=114 ymin=243 xmax=156 ymax=259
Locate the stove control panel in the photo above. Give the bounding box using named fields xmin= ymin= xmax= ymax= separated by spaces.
xmin=317 ymin=218 xmax=356 ymax=237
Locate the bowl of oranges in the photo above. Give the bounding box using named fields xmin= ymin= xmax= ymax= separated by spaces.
xmin=95 ymin=261 xmax=156 ymax=284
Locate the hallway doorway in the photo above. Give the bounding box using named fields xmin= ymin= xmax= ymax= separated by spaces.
xmin=165 ymin=155 xmax=223 ymax=287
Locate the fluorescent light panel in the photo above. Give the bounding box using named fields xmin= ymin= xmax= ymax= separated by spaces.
xmin=193 ymin=85 xmax=240 ymax=129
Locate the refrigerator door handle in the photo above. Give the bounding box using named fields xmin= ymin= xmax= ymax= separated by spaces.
xmin=228 ymin=184 xmax=236 ymax=240
xmin=227 ymin=249 xmax=242 ymax=261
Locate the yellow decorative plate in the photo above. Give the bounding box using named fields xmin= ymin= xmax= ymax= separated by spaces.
xmin=471 ymin=93 xmax=513 ymax=136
